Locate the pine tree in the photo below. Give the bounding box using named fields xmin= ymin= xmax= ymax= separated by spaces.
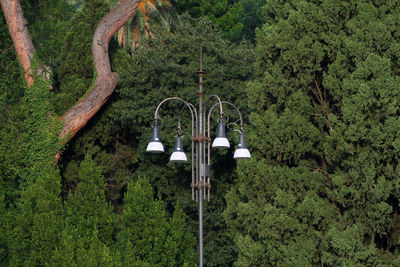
xmin=65 ymin=155 xmax=115 ymax=245
xmin=116 ymin=178 xmax=196 ymax=266
xmin=225 ymin=0 xmax=400 ymax=265
xmin=8 ymin=67 xmax=64 ymax=266
xmin=19 ymin=0 xmax=74 ymax=67
xmin=166 ymin=204 xmax=196 ymax=266
xmin=51 ymin=155 xmax=115 ymax=265
xmin=0 ymin=194 xmax=8 ymax=265
xmin=114 ymin=15 xmax=255 ymax=265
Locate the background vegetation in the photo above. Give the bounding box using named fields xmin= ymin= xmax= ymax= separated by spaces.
xmin=1 ymin=0 xmax=400 ymax=266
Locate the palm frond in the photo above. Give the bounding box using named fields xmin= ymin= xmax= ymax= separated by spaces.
xmin=118 ymin=26 xmax=125 ymax=47
xmin=116 ymin=0 xmax=175 ymax=51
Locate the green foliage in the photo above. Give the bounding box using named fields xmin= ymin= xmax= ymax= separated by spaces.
xmin=59 ymin=97 xmax=138 ymax=211
xmin=52 ymin=0 xmax=109 ymax=115
xmin=225 ymin=0 xmax=400 ymax=265
xmin=7 ymin=0 xmax=400 ymax=265
xmin=1 ymin=1 xmax=244 ymax=266
xmin=109 ymin=0 xmax=177 ymax=51
xmin=116 ymin=178 xmax=196 ymax=266
xmin=51 ymin=229 xmax=114 ymax=267
xmin=114 ymin=15 xmax=255 ymax=265
xmin=173 ymin=0 xmax=266 ymax=42
xmin=51 ymin=155 xmax=115 ymax=266
xmin=65 ymin=155 xmax=115 ymax=246
xmin=0 ymin=14 xmax=26 ymax=206
xmin=7 ymin=63 xmax=64 ymax=266
xmin=115 ymin=15 xmax=254 ymax=185
xmin=0 ymin=0 xmax=72 ymax=206
xmin=0 ymin=14 xmax=25 ymax=109
xmin=0 ymin=194 xmax=9 ymax=265
xmin=20 ymin=0 xmax=74 ymax=67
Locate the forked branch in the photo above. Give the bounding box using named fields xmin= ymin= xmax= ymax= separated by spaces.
xmin=1 ymin=0 xmax=142 ymax=164
xmin=311 ymin=80 xmax=332 ymax=131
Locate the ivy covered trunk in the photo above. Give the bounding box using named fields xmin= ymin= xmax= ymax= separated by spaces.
xmin=0 ymin=0 xmax=142 ymax=160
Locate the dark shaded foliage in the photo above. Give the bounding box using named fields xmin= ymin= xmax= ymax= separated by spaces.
xmin=225 ymin=0 xmax=400 ymax=265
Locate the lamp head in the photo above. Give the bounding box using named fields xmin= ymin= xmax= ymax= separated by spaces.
xmin=146 ymin=124 xmax=164 ymax=153
xmin=170 ymin=135 xmax=187 ymax=163
xmin=233 ymin=133 xmax=251 ymax=159
xmin=212 ymin=122 xmax=230 ymax=149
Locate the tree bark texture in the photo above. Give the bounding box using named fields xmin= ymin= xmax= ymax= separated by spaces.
xmin=1 ymin=0 xmax=141 ymax=162
xmin=60 ymin=0 xmax=141 ymax=143
xmin=0 ymin=0 xmax=35 ymax=87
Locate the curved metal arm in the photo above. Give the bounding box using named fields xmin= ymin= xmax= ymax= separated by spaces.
xmin=206 ymin=101 xmax=244 ymax=185
xmin=153 ymin=96 xmax=198 ymax=201
xmin=207 ymin=101 xmax=243 ymax=137
xmin=177 ymin=102 xmax=198 ymax=132
xmin=204 ymin=94 xmax=224 ymax=117
xmin=154 ymin=97 xmax=196 ymax=121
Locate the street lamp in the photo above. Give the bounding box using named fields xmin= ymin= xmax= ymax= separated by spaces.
xmin=146 ymin=48 xmax=251 ymax=267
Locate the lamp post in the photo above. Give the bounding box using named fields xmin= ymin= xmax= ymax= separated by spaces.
xmin=146 ymin=48 xmax=251 ymax=267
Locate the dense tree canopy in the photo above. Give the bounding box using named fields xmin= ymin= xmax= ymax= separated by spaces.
xmin=2 ymin=0 xmax=400 ymax=266
xmin=174 ymin=0 xmax=265 ymax=42
xmin=225 ymin=0 xmax=400 ymax=265
xmin=61 ymin=14 xmax=255 ymax=265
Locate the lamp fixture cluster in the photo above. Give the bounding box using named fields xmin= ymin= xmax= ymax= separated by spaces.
xmin=144 ymin=47 xmax=250 ymax=267
xmin=146 ymin=121 xmax=251 ymax=161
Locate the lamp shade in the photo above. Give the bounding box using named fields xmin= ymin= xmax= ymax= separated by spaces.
xmin=233 ymin=134 xmax=251 ymax=159
xmin=146 ymin=125 xmax=164 ymax=153
xmin=212 ymin=122 xmax=230 ymax=149
xmin=170 ymin=136 xmax=187 ymax=162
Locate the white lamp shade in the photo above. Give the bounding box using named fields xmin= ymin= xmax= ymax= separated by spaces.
xmin=212 ymin=137 xmax=230 ymax=149
xmin=233 ymin=148 xmax=251 ymax=159
xmin=146 ymin=141 xmax=164 ymax=153
xmin=170 ymin=151 xmax=188 ymax=162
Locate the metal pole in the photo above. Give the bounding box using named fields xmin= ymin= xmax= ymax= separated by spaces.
xmin=198 ymin=47 xmax=204 ymax=267
xmin=147 ymin=47 xmax=250 ymax=267
xmin=198 ymin=186 xmax=203 ymax=267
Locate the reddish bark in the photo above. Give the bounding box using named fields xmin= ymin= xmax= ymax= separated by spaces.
xmin=60 ymin=0 xmax=141 ymax=142
xmin=0 ymin=0 xmax=35 ymax=87
xmin=1 ymin=0 xmax=141 ymax=163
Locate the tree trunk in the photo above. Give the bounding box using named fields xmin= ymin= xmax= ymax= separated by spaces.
xmin=1 ymin=0 xmax=141 ymax=163
xmin=0 ymin=0 xmax=35 ymax=87
xmin=60 ymin=0 xmax=141 ymax=143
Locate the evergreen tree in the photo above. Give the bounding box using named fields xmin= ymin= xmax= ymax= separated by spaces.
xmin=1 ymin=1 xmax=204 ymax=265
xmin=65 ymin=155 xmax=115 ymax=246
xmin=51 ymin=228 xmax=114 ymax=266
xmin=167 ymin=204 xmax=196 ymax=266
xmin=114 ymin=15 xmax=255 ymax=203
xmin=52 ymin=0 xmax=109 ymax=115
xmin=19 ymin=0 xmax=74 ymax=67
xmin=0 ymin=194 xmax=8 ymax=265
xmin=1 ymin=6 xmax=69 ymax=264
xmin=55 ymin=0 xmax=138 ymax=208
xmin=8 ymin=67 xmax=64 ymax=266
xmin=114 ymin=15 xmax=255 ymax=265
xmin=59 ymin=14 xmax=255 ymax=266
xmin=225 ymin=0 xmax=400 ymax=265
xmin=51 ymin=155 xmax=115 ymax=265
xmin=0 ymin=7 xmax=28 ymax=206
xmin=116 ymin=178 xmax=196 ymax=266
xmin=173 ymin=0 xmax=265 ymax=42
xmin=59 ymin=97 xmax=137 ymax=210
